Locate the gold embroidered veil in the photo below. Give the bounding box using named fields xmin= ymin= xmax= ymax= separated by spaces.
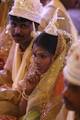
xmin=23 ymin=10 xmax=68 ymax=120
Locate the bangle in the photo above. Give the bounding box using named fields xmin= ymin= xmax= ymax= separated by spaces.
xmin=22 ymin=89 xmax=28 ymax=101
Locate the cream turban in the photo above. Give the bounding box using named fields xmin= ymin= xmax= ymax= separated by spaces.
xmin=9 ymin=0 xmax=43 ymax=24
xmin=63 ymin=41 xmax=80 ymax=86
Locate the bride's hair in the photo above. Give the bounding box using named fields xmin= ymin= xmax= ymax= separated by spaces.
xmin=32 ymin=32 xmax=58 ymax=55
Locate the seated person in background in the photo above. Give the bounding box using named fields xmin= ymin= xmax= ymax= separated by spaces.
xmin=63 ymin=41 xmax=80 ymax=120
xmin=55 ymin=41 xmax=80 ymax=120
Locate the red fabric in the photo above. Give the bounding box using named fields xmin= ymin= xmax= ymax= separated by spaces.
xmin=0 ymin=115 xmax=18 ymax=120
xmin=54 ymin=72 xmax=64 ymax=96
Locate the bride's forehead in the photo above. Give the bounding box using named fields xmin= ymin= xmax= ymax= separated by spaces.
xmin=33 ymin=44 xmax=46 ymax=52
xmin=32 ymin=44 xmax=51 ymax=55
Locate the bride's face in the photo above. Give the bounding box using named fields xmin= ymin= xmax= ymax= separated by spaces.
xmin=32 ymin=44 xmax=53 ymax=74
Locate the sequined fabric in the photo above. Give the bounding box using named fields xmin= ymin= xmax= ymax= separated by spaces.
xmin=23 ymin=63 xmax=41 ymax=95
xmin=0 ymin=28 xmax=13 ymax=69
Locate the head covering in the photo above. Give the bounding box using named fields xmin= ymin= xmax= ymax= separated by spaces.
xmin=40 ymin=1 xmax=73 ymax=40
xmin=63 ymin=41 xmax=80 ymax=86
xmin=44 ymin=7 xmax=72 ymax=40
xmin=44 ymin=8 xmax=58 ymax=36
xmin=43 ymin=9 xmax=67 ymax=58
xmin=9 ymin=0 xmax=43 ymax=24
xmin=40 ymin=1 xmax=56 ymax=30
